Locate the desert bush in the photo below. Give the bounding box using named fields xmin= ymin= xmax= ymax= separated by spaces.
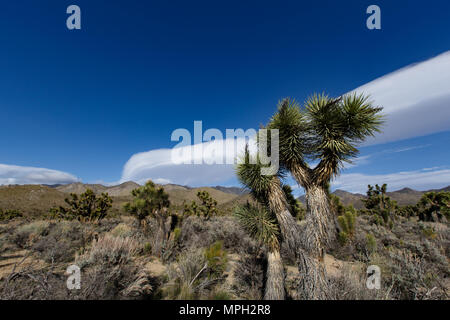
xmin=366 ymin=233 xmax=377 ymax=254
xmin=12 ymin=221 xmax=50 ymax=248
xmin=77 ymin=234 xmax=138 ymax=267
xmin=161 ymin=249 xmax=212 ymax=300
xmin=110 ymin=223 xmax=134 ymax=238
xmin=0 ymin=209 xmax=23 ymax=221
xmin=32 ymin=220 xmax=85 ymax=263
xmin=386 ymin=249 xmax=446 ymax=299
xmin=233 ymin=248 xmax=265 ymax=300
xmin=143 ymin=242 xmax=152 ymax=255
xmin=204 ymin=241 xmax=228 ymax=278
xmin=337 ymin=206 xmax=357 ymax=245
xmin=178 ymin=215 xmax=253 ymax=253
xmin=328 ymin=265 xmax=382 ymax=300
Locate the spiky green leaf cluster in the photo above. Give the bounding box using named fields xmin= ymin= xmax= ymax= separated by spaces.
xmin=235 ymin=145 xmax=282 ymax=205
xmin=267 ymin=93 xmax=384 ymax=184
xmin=234 ymin=202 xmax=280 ymax=251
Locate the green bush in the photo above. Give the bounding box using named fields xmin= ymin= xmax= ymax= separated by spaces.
xmin=337 ymin=206 xmax=356 ymax=245
xmin=365 ymin=233 xmax=377 ymax=254
xmin=0 ymin=209 xmax=23 ymax=221
xmin=204 ymin=241 xmax=228 ymax=277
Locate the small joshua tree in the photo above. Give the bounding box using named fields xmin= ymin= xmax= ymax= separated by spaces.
xmin=50 ymin=189 xmax=112 ymax=222
xmin=337 ymin=205 xmax=357 ymax=245
xmin=183 ymin=190 xmax=218 ymax=220
xmin=124 ymin=181 xmax=170 ymax=256
xmin=362 ymin=184 xmax=397 ymax=227
xmin=418 ymin=191 xmax=450 ymax=222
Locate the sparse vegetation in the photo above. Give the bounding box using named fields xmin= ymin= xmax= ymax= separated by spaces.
xmin=0 ymin=209 xmax=22 ymax=221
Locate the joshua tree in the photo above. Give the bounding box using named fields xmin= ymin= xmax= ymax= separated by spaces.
xmin=124 ymin=181 xmax=171 ymax=256
xmin=50 ymin=189 xmax=112 ymax=222
xmin=236 ymin=148 xmax=328 ymax=299
xmin=235 ymin=203 xmax=284 ymax=300
xmin=362 ymin=184 xmax=397 ymax=226
xmin=183 ymin=190 xmax=218 ymax=220
xmin=267 ymin=93 xmax=384 ymax=255
xmin=418 ymin=191 xmax=450 ymax=221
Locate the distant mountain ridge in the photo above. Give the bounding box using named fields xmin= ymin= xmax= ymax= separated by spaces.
xmin=1 ymin=181 xmax=448 ymax=216
xmin=0 ymin=181 xmax=251 ymax=217
xmin=298 ymin=185 xmax=450 ymax=209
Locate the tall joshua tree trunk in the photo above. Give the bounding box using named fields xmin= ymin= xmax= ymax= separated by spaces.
xmin=303 ymin=184 xmax=337 ymax=254
xmin=264 ymin=250 xmax=285 ymax=300
xmin=290 ymin=166 xmax=337 ymax=255
xmin=154 ymin=213 xmax=167 ymax=257
xmin=266 ymin=177 xmax=329 ymax=299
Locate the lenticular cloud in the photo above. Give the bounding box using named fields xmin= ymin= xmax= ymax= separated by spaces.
xmin=0 ymin=163 xmax=79 ymax=185
xmin=352 ymin=51 xmax=450 ymax=145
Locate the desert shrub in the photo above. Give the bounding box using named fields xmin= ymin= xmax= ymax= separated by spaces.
xmin=110 ymin=223 xmax=134 ymax=238
xmin=49 ymin=189 xmax=112 ymax=222
xmin=0 ymin=209 xmax=23 ymax=221
xmin=160 ymin=238 xmax=177 ymax=263
xmin=178 ymin=215 xmax=252 ymax=254
xmin=397 ymin=205 xmax=418 ymax=218
xmin=387 ymin=249 xmax=446 ymax=299
xmin=12 ymin=221 xmax=50 ymax=248
xmin=328 ymin=265 xmax=382 ymax=300
xmin=233 ymin=248 xmax=265 ymax=300
xmin=161 ymin=250 xmax=211 ymax=300
xmin=143 ymin=242 xmax=152 ymax=255
xmin=421 ymin=225 xmax=437 ymax=239
xmin=77 ymin=234 xmax=138 ymax=267
xmin=209 ymin=289 xmax=232 ymax=300
xmin=366 ymin=233 xmax=377 ymax=254
xmin=204 ymin=241 xmax=228 ymax=278
xmin=337 ymin=206 xmax=357 ymax=245
xmin=172 ymin=227 xmax=181 ymax=242
xmin=31 ymin=220 xmax=85 ymax=263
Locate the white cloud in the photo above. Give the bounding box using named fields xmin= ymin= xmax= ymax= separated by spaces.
xmin=332 ymin=167 xmax=450 ymax=193
xmin=352 ymin=51 xmax=450 ymax=145
xmin=0 ymin=163 xmax=80 ymax=185
xmin=120 ymin=137 xmax=258 ymax=186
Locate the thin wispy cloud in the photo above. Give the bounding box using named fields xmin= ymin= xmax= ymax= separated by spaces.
xmin=332 ymin=167 xmax=450 ymax=194
xmin=0 ymin=164 xmax=79 ymax=186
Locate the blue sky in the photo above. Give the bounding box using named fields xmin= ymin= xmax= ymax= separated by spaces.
xmin=1 ymin=0 xmax=450 ymax=194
